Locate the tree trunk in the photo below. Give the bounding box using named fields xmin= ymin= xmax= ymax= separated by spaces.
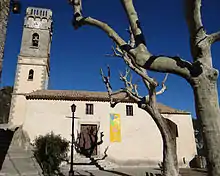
xmin=162 ymin=128 xmax=179 ymax=176
xmin=0 ymin=0 xmax=10 ymax=82
xmin=192 ymin=71 xmax=220 ymax=176
xmin=147 ymin=108 xmax=179 ymax=176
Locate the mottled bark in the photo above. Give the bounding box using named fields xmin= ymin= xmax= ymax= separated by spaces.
xmin=145 ymin=86 xmax=179 ymax=176
xmin=192 ymin=70 xmax=220 ymax=176
xmin=163 ymin=127 xmax=178 ymax=175
xmin=145 ymin=105 xmax=179 ymax=176
xmin=70 ymin=0 xmax=192 ymax=80
xmin=185 ymin=1 xmax=220 ymax=175
xmin=0 ymin=0 xmax=10 ymax=82
xmin=69 ymin=0 xmax=220 ymax=175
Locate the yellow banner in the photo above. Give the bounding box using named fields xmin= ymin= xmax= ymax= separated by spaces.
xmin=110 ymin=114 xmax=121 ymax=142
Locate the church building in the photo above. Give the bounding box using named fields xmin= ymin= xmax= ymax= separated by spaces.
xmin=8 ymin=7 xmax=197 ymax=168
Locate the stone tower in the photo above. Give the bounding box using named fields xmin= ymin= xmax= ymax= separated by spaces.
xmin=9 ymin=7 xmax=53 ymax=126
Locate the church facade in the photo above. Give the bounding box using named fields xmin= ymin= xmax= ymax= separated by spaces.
xmin=8 ymin=7 xmax=197 ymax=168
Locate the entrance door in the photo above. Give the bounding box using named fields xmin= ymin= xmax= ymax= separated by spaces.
xmin=79 ymin=124 xmax=98 ymax=156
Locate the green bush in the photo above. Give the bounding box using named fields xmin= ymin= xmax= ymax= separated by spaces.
xmin=33 ymin=132 xmax=69 ymax=176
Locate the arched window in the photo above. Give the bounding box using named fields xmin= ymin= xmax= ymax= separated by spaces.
xmin=28 ymin=69 xmax=34 ymax=80
xmin=32 ymin=33 xmax=39 ymax=47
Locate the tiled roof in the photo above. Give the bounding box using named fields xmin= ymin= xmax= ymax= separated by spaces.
xmin=26 ymin=90 xmax=130 ymax=102
xmin=25 ymin=90 xmax=190 ymax=114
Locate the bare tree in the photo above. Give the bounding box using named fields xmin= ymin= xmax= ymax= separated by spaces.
xmin=69 ymin=0 xmax=220 ymax=175
xmin=0 ymin=0 xmax=10 ymax=82
xmin=100 ymin=65 xmax=179 ymax=176
xmin=0 ymin=0 xmax=20 ymax=83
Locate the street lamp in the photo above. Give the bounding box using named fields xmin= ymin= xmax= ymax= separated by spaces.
xmin=69 ymin=103 xmax=76 ymax=176
xmin=12 ymin=0 xmax=21 ymax=14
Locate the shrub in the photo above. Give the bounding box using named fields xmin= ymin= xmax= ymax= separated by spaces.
xmin=33 ymin=132 xmax=69 ymax=176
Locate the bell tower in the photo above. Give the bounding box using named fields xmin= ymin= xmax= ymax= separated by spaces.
xmin=15 ymin=7 xmax=53 ymax=93
xmin=9 ymin=7 xmax=53 ymax=126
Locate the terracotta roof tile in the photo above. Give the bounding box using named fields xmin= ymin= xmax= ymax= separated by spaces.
xmin=26 ymin=90 xmax=130 ymax=102
xmin=25 ymin=90 xmax=190 ymax=114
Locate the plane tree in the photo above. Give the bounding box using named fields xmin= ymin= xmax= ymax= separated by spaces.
xmin=69 ymin=0 xmax=220 ymax=175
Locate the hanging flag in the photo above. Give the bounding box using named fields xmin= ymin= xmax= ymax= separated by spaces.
xmin=110 ymin=113 xmax=121 ymax=142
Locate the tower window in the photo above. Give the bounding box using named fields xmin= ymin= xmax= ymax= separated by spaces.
xmin=28 ymin=69 xmax=34 ymax=80
xmin=32 ymin=33 xmax=39 ymax=47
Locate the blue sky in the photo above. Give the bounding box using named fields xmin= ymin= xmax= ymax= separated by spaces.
xmin=1 ymin=0 xmax=220 ymax=117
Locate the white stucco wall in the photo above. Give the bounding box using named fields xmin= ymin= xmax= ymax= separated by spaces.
xmin=22 ymin=99 xmax=197 ymax=167
xmin=15 ymin=57 xmax=48 ymax=94
xmin=9 ymin=95 xmax=27 ymax=126
xmin=8 ymin=56 xmax=49 ymax=126
xmin=164 ymin=114 xmax=197 ymax=166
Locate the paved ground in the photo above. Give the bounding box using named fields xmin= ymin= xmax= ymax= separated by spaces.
xmin=63 ymin=167 xmax=207 ymax=176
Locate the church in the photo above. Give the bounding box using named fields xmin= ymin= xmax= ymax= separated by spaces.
xmin=8 ymin=7 xmax=197 ymax=168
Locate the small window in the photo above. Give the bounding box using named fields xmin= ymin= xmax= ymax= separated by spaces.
xmin=28 ymin=69 xmax=34 ymax=80
xmin=32 ymin=33 xmax=39 ymax=47
xmin=126 ymin=105 xmax=133 ymax=116
xmin=86 ymin=104 xmax=94 ymax=115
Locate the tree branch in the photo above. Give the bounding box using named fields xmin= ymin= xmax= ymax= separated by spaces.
xmin=120 ymin=1 xmax=193 ymax=79
xmin=120 ymin=0 xmax=147 ymax=51
xmin=81 ymin=17 xmax=128 ymax=48
xmin=69 ymin=0 xmax=193 ymax=81
xmin=123 ymin=54 xmax=159 ymax=86
xmin=140 ymin=55 xmax=192 ymax=80
xmin=156 ymin=73 xmax=168 ymax=96
xmin=127 ymin=26 xmax=136 ymax=48
xmin=105 ymin=44 xmax=158 ymax=87
xmin=185 ymin=0 xmax=203 ymax=37
xmin=185 ymin=0 xmax=209 ymax=61
xmin=208 ymin=31 xmax=220 ymax=44
xmin=69 ymin=0 xmax=128 ymax=50
xmin=100 ymin=67 xmax=141 ymax=107
xmin=143 ymin=73 xmax=168 ymax=104
xmin=105 ymin=46 xmax=123 ymax=58
xmin=119 ymin=68 xmax=138 ymax=96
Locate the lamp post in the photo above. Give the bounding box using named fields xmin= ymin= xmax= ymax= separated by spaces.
xmin=0 ymin=0 xmax=20 ymax=82
xmin=11 ymin=0 xmax=21 ymax=14
xmin=69 ymin=103 xmax=76 ymax=176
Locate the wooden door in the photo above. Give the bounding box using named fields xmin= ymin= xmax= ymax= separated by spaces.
xmin=79 ymin=124 xmax=98 ymax=156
